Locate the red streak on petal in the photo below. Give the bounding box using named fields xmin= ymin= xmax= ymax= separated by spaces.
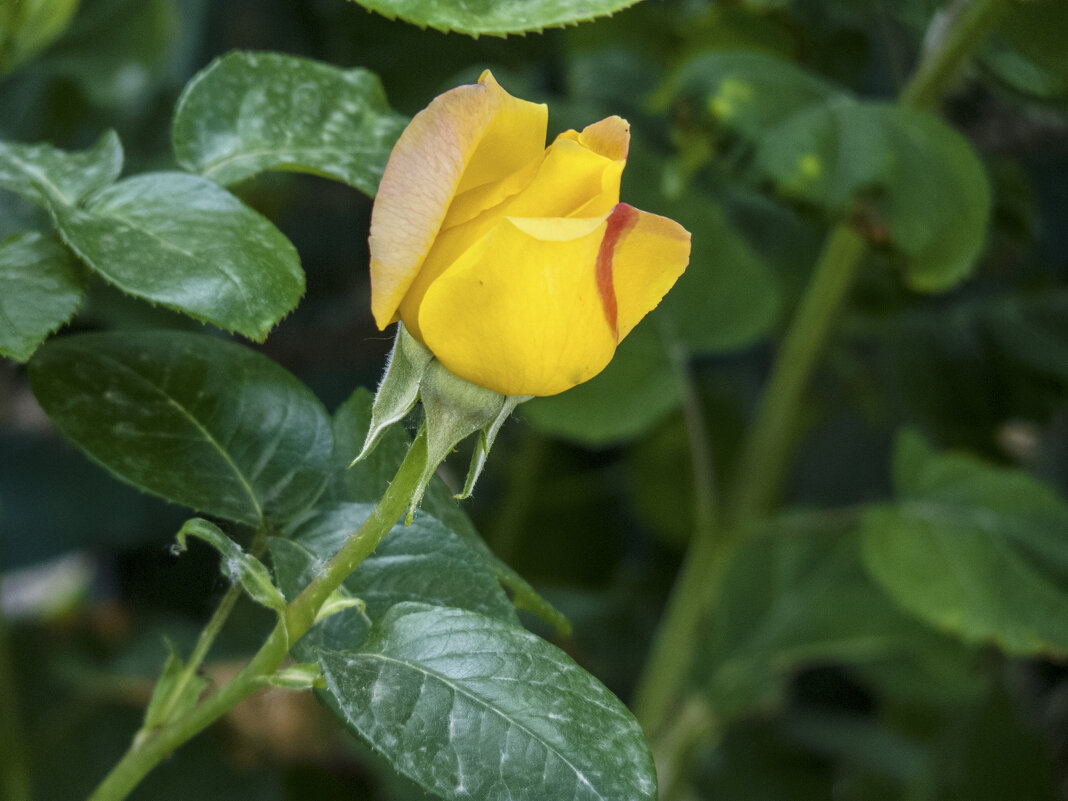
xmin=596 ymin=203 xmax=639 ymax=342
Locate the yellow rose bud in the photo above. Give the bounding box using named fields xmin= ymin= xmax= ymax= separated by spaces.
xmin=369 ymin=70 xmax=691 ymax=397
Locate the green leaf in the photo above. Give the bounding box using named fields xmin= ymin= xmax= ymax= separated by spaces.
xmin=0 ymin=231 xmax=85 ymax=362
xmin=46 ymin=171 xmax=303 ymax=341
xmin=860 ymin=431 xmax=1068 ymax=656
xmin=0 ymin=0 xmax=81 ymax=75
xmin=756 ymin=101 xmax=991 ymax=293
xmin=270 ymin=500 xmax=518 ymax=663
xmin=700 ymin=516 xmax=938 ymax=722
xmin=656 ymin=191 xmax=779 ymax=353
xmin=614 ymin=134 xmax=781 ymax=355
xmin=173 ymin=51 xmax=407 ymax=195
xmin=981 ymin=0 xmax=1068 ymax=100
xmin=142 ymin=640 xmax=209 ymax=730
xmin=330 ymin=388 xmax=571 ymax=635
xmin=174 ymin=518 xmax=286 ymax=613
xmin=274 ymin=501 xmax=517 ymax=626
xmin=523 ymin=323 xmax=680 ymax=446
xmin=351 ymin=0 xmax=643 ymax=36
xmin=318 ymin=603 xmax=655 ymax=801
xmin=661 ymin=50 xmax=839 ymax=139
xmin=270 ymin=537 xmax=373 ymax=659
xmin=329 ymin=388 xmax=412 ymax=505
xmin=0 ymin=130 xmax=122 ymax=209
xmin=28 ymin=331 xmax=332 ymax=527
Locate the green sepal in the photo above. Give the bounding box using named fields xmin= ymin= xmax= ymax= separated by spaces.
xmin=141 ymin=639 xmax=209 ymax=731
xmin=410 ymin=360 xmax=507 ymax=522
xmin=456 ymin=394 xmax=531 ymax=500
xmin=264 ymin=662 xmax=325 ymax=691
xmin=352 ymin=323 xmax=433 ymax=464
xmin=173 ymin=518 xmax=287 ymax=615
xmin=315 ymin=588 xmax=369 ymax=626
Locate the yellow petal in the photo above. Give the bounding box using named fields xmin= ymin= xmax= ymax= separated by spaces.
xmin=368 ymin=71 xmax=547 ymax=329
xmin=399 ymin=126 xmax=628 ymax=340
xmin=456 ymin=72 xmax=548 ymax=194
xmin=571 ymin=115 xmax=631 ymax=162
xmin=444 ymin=115 xmax=630 ymax=232
xmin=506 ymin=136 xmax=623 ymax=219
xmin=604 ymin=204 xmax=692 ymax=341
xmin=417 ymin=215 xmax=618 ymax=397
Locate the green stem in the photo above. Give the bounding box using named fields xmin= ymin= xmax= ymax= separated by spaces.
xmin=150 ymin=527 xmax=269 ymax=729
xmin=632 ymin=526 xmax=739 ymax=737
xmin=631 ymin=338 xmax=721 ymax=734
xmin=634 ymin=228 xmax=866 ymax=735
xmin=633 ymin=0 xmax=1009 ymax=742
xmin=900 ymin=0 xmax=1010 ymax=111
xmin=0 ymin=575 xmax=32 ymax=801
xmin=727 ymin=225 xmax=867 ymax=525
xmin=86 ymin=430 xmax=429 ymax=801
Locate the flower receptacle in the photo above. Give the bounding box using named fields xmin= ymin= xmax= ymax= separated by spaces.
xmin=352 ymin=324 xmax=530 ymax=523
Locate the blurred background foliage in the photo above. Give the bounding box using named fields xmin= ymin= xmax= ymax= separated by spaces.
xmin=1 ymin=0 xmax=1067 ymax=798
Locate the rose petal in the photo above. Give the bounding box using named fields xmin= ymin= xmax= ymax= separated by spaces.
xmin=565 ymin=116 xmax=631 ymax=162
xmin=506 ymin=135 xmax=624 ymax=219
xmin=399 ymin=129 xmax=628 ymax=340
xmin=369 ymin=71 xmax=547 ymax=329
xmin=417 ymin=215 xmax=618 ymax=396
xmin=608 ymin=204 xmax=692 ymax=341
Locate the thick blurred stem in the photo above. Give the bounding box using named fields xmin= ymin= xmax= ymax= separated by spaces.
xmin=634 ymin=0 xmax=1008 ymax=743
xmin=726 ymin=226 xmax=867 ymax=524
xmin=633 ymin=227 xmax=865 ymax=735
xmin=0 ymin=575 xmax=32 ymax=801
xmin=901 ymin=0 xmax=1009 ymax=111
xmin=86 ymin=431 xmax=428 ymax=801
xmin=632 ymin=338 xmax=722 ymax=734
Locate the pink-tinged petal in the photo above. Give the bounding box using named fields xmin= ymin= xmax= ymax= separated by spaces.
xmin=368 ymin=71 xmax=547 ymax=329
xmin=455 ymin=72 xmax=548 ymax=194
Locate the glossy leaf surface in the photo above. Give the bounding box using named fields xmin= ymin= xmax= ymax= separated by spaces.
xmin=352 ymin=0 xmax=643 ymax=36
xmin=0 ymin=130 xmax=122 ymax=208
xmin=0 ymin=231 xmax=85 ymax=361
xmin=318 ymin=603 xmax=656 ymax=801
xmin=270 ymin=501 xmax=517 ymax=658
xmin=173 ymin=51 xmax=406 ymax=194
xmin=49 ymin=172 xmax=303 ymax=341
xmin=29 ymin=331 xmax=332 ymax=527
